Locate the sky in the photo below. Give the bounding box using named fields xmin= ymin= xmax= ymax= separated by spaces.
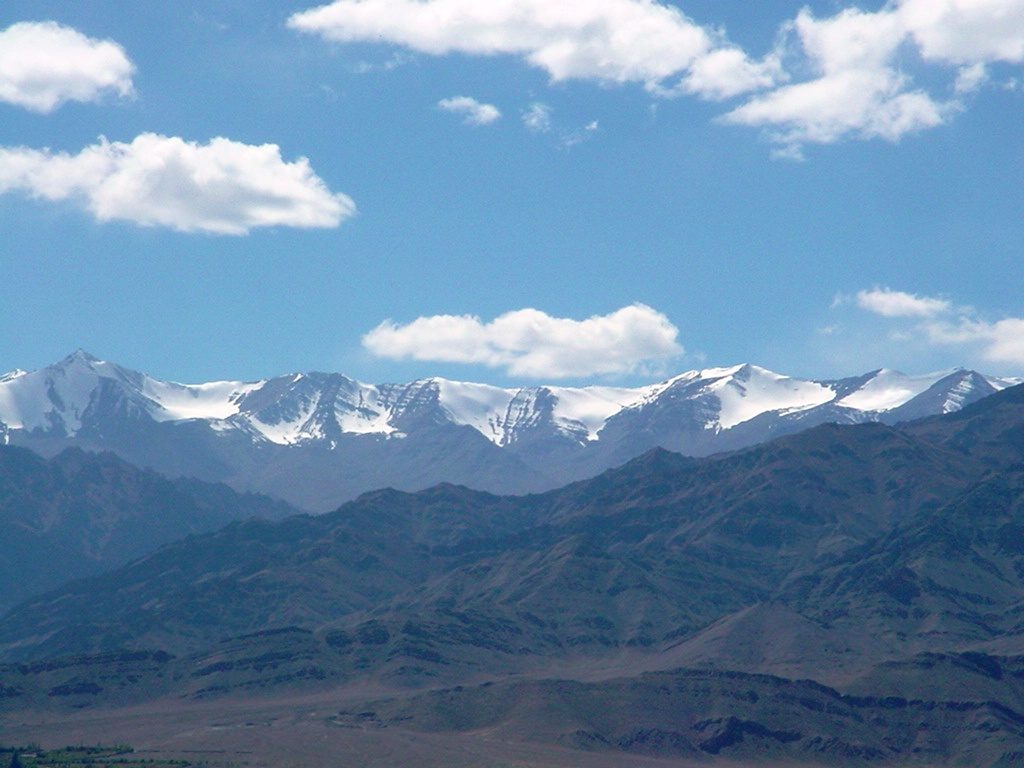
xmin=0 ymin=0 xmax=1022 ymax=386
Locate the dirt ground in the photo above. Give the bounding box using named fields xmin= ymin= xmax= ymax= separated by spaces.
xmin=0 ymin=689 xmax=791 ymax=768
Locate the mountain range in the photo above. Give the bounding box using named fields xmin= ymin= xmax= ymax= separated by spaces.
xmin=0 ymin=445 xmax=296 ymax=613
xmin=2 ymin=350 xmax=1019 ymax=511
xmin=4 ymin=382 xmax=1024 ymax=765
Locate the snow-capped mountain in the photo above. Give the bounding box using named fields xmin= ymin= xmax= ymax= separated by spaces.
xmin=1 ymin=351 xmax=1019 ymax=511
xmin=0 ymin=352 xmax=260 ymax=437
xmin=0 ymin=351 xmax=652 ymax=448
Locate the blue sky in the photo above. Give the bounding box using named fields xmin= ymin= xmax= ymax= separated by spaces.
xmin=1 ymin=0 xmax=1022 ymax=385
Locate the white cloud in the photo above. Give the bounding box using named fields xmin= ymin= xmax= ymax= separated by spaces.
xmin=954 ymin=62 xmax=989 ymax=93
xmin=680 ymin=47 xmax=782 ymax=100
xmin=438 ymin=96 xmax=501 ymax=125
xmin=0 ymin=21 xmax=134 ymax=113
xmin=724 ymin=8 xmax=948 ymax=153
xmin=978 ymin=320 xmax=1024 ymax=365
xmin=849 ymin=286 xmax=1024 ymax=366
xmin=289 ymin=0 xmax=1024 ymax=154
xmin=856 ymin=287 xmax=952 ymax=318
xmin=522 ymin=102 xmax=552 ymax=133
xmin=923 ymin=318 xmax=1024 ymax=365
xmin=725 ymin=0 xmax=1024 ymax=155
xmin=900 ymin=0 xmax=1024 ymax=64
xmin=0 ymin=133 xmax=355 ymax=235
xmin=287 ymin=0 xmax=778 ymax=99
xmin=362 ymin=304 xmax=683 ymax=379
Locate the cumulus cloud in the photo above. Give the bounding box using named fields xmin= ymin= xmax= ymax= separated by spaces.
xmin=856 ymin=287 xmax=952 ymax=318
xmin=679 ymin=47 xmax=782 ymax=100
xmin=0 ymin=133 xmax=355 ymax=235
xmin=900 ymin=0 xmax=1024 ymax=64
xmin=289 ymin=0 xmax=1024 ymax=154
xmin=0 ymin=21 xmax=135 ymax=113
xmin=287 ymin=0 xmax=779 ymax=100
xmin=438 ymin=96 xmax=501 ymax=125
xmin=725 ymin=0 xmax=1024 ymax=155
xmin=849 ymin=287 xmax=1024 ymax=366
xmin=723 ymin=7 xmax=947 ymax=155
xmin=362 ymin=304 xmax=683 ymax=379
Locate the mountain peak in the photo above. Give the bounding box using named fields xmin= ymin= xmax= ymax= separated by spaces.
xmin=63 ymin=349 xmax=103 ymax=365
xmin=0 ymin=352 xmax=1018 ymax=511
xmin=697 ymin=363 xmax=750 ymax=379
xmin=0 ymin=353 xmax=1018 ymax=476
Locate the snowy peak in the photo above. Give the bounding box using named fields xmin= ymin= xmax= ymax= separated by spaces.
xmin=0 ymin=353 xmax=1018 ymax=449
xmin=424 ymin=378 xmax=655 ymax=446
xmin=0 ymin=351 xmax=135 ymax=434
xmin=829 ymin=367 xmax=1017 ymax=420
xmin=234 ymin=372 xmax=397 ymax=445
xmin=545 ymin=385 xmax=656 ymax=442
xmin=431 ymin=378 xmax=520 ymax=444
xmin=608 ymin=364 xmax=836 ymax=435
xmin=836 ymin=368 xmax=950 ymax=412
xmin=701 ymin=364 xmax=836 ymax=430
xmin=0 ymin=351 xmax=260 ymax=437
xmin=921 ymin=369 xmax=995 ymax=415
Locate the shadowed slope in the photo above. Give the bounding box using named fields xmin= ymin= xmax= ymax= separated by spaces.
xmin=0 ymin=445 xmax=295 ymax=612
